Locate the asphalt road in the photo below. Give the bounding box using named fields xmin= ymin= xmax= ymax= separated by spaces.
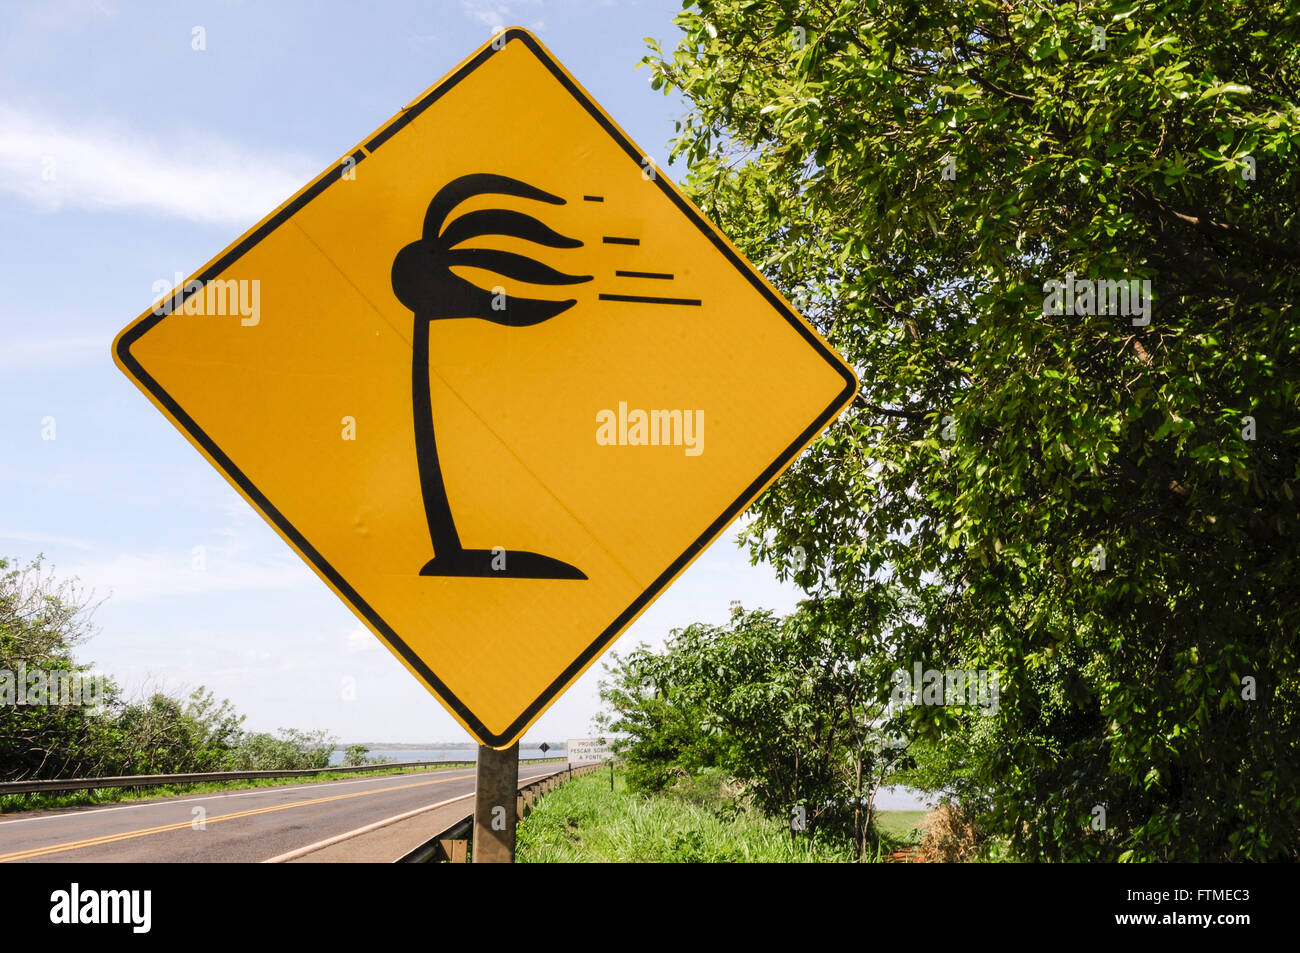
xmin=0 ymin=763 xmax=566 ymax=863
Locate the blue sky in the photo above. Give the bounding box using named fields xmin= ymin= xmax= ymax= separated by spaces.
xmin=0 ymin=0 xmax=809 ymax=745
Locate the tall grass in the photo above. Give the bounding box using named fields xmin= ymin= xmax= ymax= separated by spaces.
xmin=517 ymin=767 xmax=854 ymax=863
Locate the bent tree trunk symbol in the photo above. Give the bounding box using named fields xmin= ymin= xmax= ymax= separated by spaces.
xmin=391 ymin=173 xmax=591 ymax=579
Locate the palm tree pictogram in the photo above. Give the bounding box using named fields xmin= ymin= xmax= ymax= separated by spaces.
xmin=391 ymin=173 xmax=591 ymax=579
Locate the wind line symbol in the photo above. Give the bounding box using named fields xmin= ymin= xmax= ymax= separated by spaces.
xmin=391 ymin=172 xmax=591 ymax=580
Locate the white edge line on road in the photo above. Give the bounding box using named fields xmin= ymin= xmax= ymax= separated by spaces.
xmin=0 ymin=767 xmax=478 ymax=828
xmin=261 ymin=766 xmax=563 ymax=864
xmin=262 ymin=792 xmax=475 ymax=863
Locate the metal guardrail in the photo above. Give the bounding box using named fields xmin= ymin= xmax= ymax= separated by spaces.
xmin=402 ymin=813 xmax=474 ymax=864
xmin=399 ymin=760 xmax=611 ymax=863
xmin=0 ymin=758 xmax=564 ymax=796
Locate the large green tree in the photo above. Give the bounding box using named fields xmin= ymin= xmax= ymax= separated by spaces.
xmin=1 ymin=557 xmax=333 ymax=784
xmin=0 ymin=557 xmax=110 ymax=779
xmin=601 ymin=592 xmax=916 ymax=858
xmin=646 ymin=0 xmax=1300 ymax=860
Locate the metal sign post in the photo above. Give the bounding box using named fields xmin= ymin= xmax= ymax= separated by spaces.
xmin=472 ymin=743 xmax=519 ymax=863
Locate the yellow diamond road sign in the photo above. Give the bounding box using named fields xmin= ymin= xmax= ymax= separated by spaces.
xmin=113 ymin=28 xmax=858 ymax=747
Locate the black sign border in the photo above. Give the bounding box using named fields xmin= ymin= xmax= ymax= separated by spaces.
xmin=114 ymin=29 xmax=858 ymax=747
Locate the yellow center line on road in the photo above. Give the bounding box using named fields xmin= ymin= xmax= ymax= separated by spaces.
xmin=0 ymin=773 xmax=468 ymax=863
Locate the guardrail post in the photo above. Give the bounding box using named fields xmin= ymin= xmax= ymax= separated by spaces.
xmin=472 ymin=743 xmax=518 ymax=863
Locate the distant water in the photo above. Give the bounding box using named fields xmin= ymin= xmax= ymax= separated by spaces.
xmin=329 ymin=747 xmax=563 ymax=766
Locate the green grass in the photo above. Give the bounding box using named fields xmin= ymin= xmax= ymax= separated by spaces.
xmin=517 ymin=767 xmax=856 ymax=863
xmin=0 ymin=761 xmax=482 ymax=815
xmin=874 ymin=809 xmax=929 ymax=847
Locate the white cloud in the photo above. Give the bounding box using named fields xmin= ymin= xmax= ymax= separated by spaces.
xmin=462 ymin=2 xmax=510 ymax=29
xmin=0 ymin=333 xmax=105 ymax=369
xmin=460 ymin=0 xmax=543 ymax=31
xmin=0 ymin=529 xmax=94 ymax=550
xmin=58 ymin=549 xmax=317 ymax=603
xmin=345 ymin=624 xmax=380 ymax=654
xmin=0 ymin=104 xmax=319 ymax=226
